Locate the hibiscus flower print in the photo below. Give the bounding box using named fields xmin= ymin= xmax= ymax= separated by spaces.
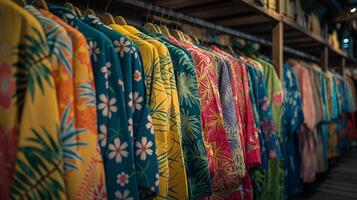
xmin=272 ymin=92 xmax=284 ymax=105
xmin=135 ymin=137 xmax=153 ymax=161
xmin=133 ymin=70 xmax=141 ymax=82
xmin=108 ymin=138 xmax=128 ymax=163
xmin=0 ymin=62 xmax=15 ymax=109
xmin=114 ymin=37 xmax=131 ymax=58
xmin=145 ymin=115 xmax=154 ymax=134
xmin=117 ymin=172 xmax=129 ymax=186
xmin=132 ymin=92 xmax=143 ymax=111
xmin=98 ymin=94 xmax=118 ymax=118
xmin=98 ymin=124 xmax=107 ymax=148
xmin=128 ymin=118 xmax=133 ymax=137
xmin=88 ymin=40 xmax=100 ymax=62
xmin=115 ymin=190 xmax=133 ymax=200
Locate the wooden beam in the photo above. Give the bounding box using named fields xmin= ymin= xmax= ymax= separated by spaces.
xmin=321 ymin=46 xmax=328 ymax=71
xmin=272 ymin=21 xmax=284 ymax=79
xmin=214 ymin=14 xmax=270 ymax=26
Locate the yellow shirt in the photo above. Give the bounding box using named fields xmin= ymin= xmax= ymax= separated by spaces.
xmin=0 ymin=1 xmax=66 ymax=199
xmin=124 ymin=25 xmax=188 ymax=200
xmin=109 ymin=24 xmax=172 ymax=199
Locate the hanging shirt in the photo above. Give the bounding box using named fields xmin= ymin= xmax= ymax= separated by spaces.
xmin=288 ymin=59 xmax=317 ymax=130
xmin=109 ymin=24 xmax=171 ymax=200
xmin=170 ymin=38 xmax=241 ymax=199
xmin=0 ymin=1 xmax=66 ymax=199
xmin=123 ymin=25 xmax=188 ymax=200
xmin=257 ymin=58 xmax=285 ymax=200
xmin=209 ymin=47 xmax=247 ymax=177
xmin=40 ymin=9 xmax=107 ymax=199
xmin=82 ymin=16 xmax=159 ymax=199
xmin=141 ymin=30 xmax=213 ymax=200
xmin=282 ymin=64 xmax=304 ymax=196
xmin=49 ymin=6 xmax=137 ymax=200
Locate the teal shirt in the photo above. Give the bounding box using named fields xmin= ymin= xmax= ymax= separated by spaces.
xmin=141 ymin=29 xmax=213 ymax=200
xmin=82 ymin=15 xmax=159 ymax=199
xmin=50 ymin=7 xmax=137 ymax=200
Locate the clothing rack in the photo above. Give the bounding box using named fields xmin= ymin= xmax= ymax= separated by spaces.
xmin=117 ymin=0 xmax=321 ymax=63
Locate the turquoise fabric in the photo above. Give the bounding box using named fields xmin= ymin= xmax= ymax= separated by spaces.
xmin=50 ymin=7 xmax=137 ymax=200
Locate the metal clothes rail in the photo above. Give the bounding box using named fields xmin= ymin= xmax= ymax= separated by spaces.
xmin=118 ymin=0 xmax=320 ymax=63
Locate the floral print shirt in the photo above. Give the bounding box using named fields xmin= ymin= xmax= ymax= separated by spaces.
xmin=0 ymin=1 xmax=66 ymax=199
xmin=82 ymin=16 xmax=159 ymax=199
xmin=282 ymin=64 xmax=304 ymax=197
xmin=49 ymin=6 xmax=137 ymax=200
xmin=40 ymin=9 xmax=108 ymax=199
xmin=123 ymin=25 xmax=188 ymax=200
xmin=142 ymin=31 xmax=213 ymax=200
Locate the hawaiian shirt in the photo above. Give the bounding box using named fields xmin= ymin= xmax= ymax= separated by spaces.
xmin=142 ymin=30 xmax=213 ymax=200
xmin=0 ymin=1 xmax=66 ymax=199
xmin=82 ymin=15 xmax=159 ymax=199
xmin=50 ymin=6 xmax=137 ymax=200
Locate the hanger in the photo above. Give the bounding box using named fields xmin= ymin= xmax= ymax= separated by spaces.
xmin=84 ymin=0 xmax=96 ymax=16
xmin=14 ymin=0 xmax=26 ymax=6
xmin=160 ymin=25 xmax=172 ymax=37
xmin=170 ymin=29 xmax=186 ymax=42
xmin=101 ymin=0 xmax=115 ymax=25
xmin=74 ymin=6 xmax=83 ymax=17
xmin=144 ymin=23 xmax=161 ymax=34
xmin=115 ymin=16 xmax=127 ymax=25
xmin=64 ymin=2 xmax=76 ymax=13
xmin=183 ymin=33 xmax=193 ymax=42
xmin=84 ymin=8 xmax=95 ymax=16
xmin=32 ymin=0 xmax=49 ymax=10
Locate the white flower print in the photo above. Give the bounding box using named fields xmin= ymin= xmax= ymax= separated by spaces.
xmin=114 ymin=37 xmax=131 ymax=57
xmin=98 ymin=124 xmax=107 ymax=147
xmin=108 ymin=138 xmax=128 ymax=163
xmin=101 ymin=62 xmax=112 ymax=79
xmin=98 ymin=94 xmax=118 ymax=118
xmin=118 ymin=79 xmax=125 ymax=92
xmin=88 ymin=40 xmax=100 ymax=62
xmin=128 ymin=92 xmax=133 ymax=108
xmin=116 ymin=172 xmax=129 ymax=186
xmin=146 ymin=115 xmax=154 ymax=134
xmin=115 ymin=190 xmax=133 ymax=200
xmin=155 ymin=173 xmax=159 ymax=187
xmin=128 ymin=118 xmax=133 ymax=137
xmin=135 ymin=137 xmax=153 ymax=161
xmin=133 ymin=92 xmax=143 ymax=111
xmin=133 ymin=70 xmax=142 ymax=82
xmin=130 ymin=47 xmax=138 ymax=59
xmin=65 ymin=13 xmax=75 ymax=19
xmin=101 ymin=62 xmax=112 ymax=88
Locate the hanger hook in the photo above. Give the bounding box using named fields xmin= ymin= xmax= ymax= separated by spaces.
xmin=104 ymin=0 xmax=111 ymax=13
xmin=86 ymin=0 xmax=90 ymax=9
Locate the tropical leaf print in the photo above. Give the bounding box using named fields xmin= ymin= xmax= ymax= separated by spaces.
xmin=10 ymin=125 xmax=65 ymax=199
xmin=60 ymin=103 xmax=87 ymax=171
xmin=12 ymin=27 xmax=53 ymax=109
xmin=76 ymin=80 xmax=96 ymax=106
xmin=177 ymin=72 xmax=199 ymax=107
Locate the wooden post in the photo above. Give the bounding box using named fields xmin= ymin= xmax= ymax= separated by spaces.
xmin=321 ymin=46 xmax=328 ymax=71
xmin=341 ymin=57 xmax=346 ymax=77
xmin=272 ymin=0 xmax=283 ymax=79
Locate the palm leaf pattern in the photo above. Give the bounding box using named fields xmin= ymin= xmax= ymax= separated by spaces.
xmin=10 ymin=125 xmax=65 ymax=199
xmin=76 ymin=80 xmax=96 ymax=106
xmin=60 ymin=103 xmax=87 ymax=171
xmin=148 ymin=34 xmax=213 ymax=200
xmin=12 ymin=27 xmax=53 ymax=109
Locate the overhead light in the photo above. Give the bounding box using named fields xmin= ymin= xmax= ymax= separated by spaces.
xmin=350 ymin=7 xmax=356 ymax=13
xmin=344 ymin=38 xmax=349 ymax=43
